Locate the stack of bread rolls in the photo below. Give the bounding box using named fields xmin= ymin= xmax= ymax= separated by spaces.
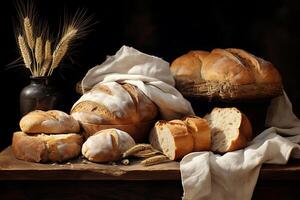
xmin=71 ymin=82 xmax=158 ymax=142
xmin=12 ymin=110 xmax=83 ymax=163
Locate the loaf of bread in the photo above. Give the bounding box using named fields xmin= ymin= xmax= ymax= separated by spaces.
xmin=171 ymin=48 xmax=281 ymax=85
xmin=71 ymin=82 xmax=158 ymax=141
xmin=149 ymin=120 xmax=194 ymax=160
xmin=12 ymin=131 xmax=83 ymax=162
xmin=183 ymin=116 xmax=211 ymax=151
xmin=82 ymin=128 xmax=136 ymax=163
xmin=204 ymin=107 xmax=252 ymax=153
xmin=20 ymin=110 xmax=80 ymax=134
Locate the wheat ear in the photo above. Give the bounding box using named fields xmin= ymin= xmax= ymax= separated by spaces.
xmin=34 ymin=36 xmax=43 ymax=75
xmin=23 ymin=17 xmax=35 ymax=50
xmin=18 ymin=35 xmax=32 ymax=74
xmin=141 ymin=155 xmax=170 ymax=166
xmin=49 ymin=27 xmax=77 ymax=75
xmin=41 ymin=40 xmax=52 ymax=76
xmin=122 ymin=144 xmax=153 ymax=158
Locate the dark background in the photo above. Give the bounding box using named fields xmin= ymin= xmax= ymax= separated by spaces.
xmin=1 ymin=0 xmax=300 ymax=150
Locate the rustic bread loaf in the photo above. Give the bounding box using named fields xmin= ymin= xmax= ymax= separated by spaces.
xmin=12 ymin=131 xmax=83 ymax=162
xmin=71 ymin=82 xmax=158 ymax=142
xmin=82 ymin=128 xmax=136 ymax=163
xmin=170 ymin=50 xmax=209 ymax=80
xmin=149 ymin=120 xmax=194 ymax=160
xmin=183 ymin=116 xmax=211 ymax=151
xmin=204 ymin=107 xmax=252 ymax=153
xmin=20 ymin=110 xmax=80 ymax=134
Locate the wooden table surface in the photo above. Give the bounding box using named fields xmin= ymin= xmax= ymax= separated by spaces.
xmin=1 ymin=146 xmax=300 ymax=200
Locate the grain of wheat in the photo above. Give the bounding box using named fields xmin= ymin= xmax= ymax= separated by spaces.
xmin=122 ymin=144 xmax=153 ymax=158
xmin=24 ymin=17 xmax=35 ymax=50
xmin=42 ymin=40 xmax=52 ymax=76
xmin=18 ymin=35 xmax=32 ymax=74
xmin=141 ymin=155 xmax=170 ymax=166
xmin=50 ymin=27 xmax=77 ymax=74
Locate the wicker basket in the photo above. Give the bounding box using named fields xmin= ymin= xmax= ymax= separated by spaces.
xmin=175 ymin=78 xmax=283 ymax=135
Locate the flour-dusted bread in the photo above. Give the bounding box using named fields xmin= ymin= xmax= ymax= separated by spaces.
xmin=12 ymin=131 xmax=83 ymax=162
xmin=82 ymin=128 xmax=136 ymax=163
xmin=20 ymin=110 xmax=80 ymax=134
xmin=204 ymin=107 xmax=252 ymax=153
xmin=149 ymin=120 xmax=194 ymax=160
xmin=183 ymin=116 xmax=211 ymax=151
xmin=71 ymin=82 xmax=158 ymax=142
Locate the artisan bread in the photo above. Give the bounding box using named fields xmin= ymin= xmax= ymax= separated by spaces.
xmin=204 ymin=107 xmax=252 ymax=153
xmin=20 ymin=110 xmax=80 ymax=134
xmin=82 ymin=128 xmax=136 ymax=162
xmin=12 ymin=131 xmax=83 ymax=162
xmin=149 ymin=120 xmax=194 ymax=160
xmin=183 ymin=116 xmax=211 ymax=151
xmin=71 ymin=82 xmax=158 ymax=141
xmin=170 ymin=50 xmax=209 ymax=80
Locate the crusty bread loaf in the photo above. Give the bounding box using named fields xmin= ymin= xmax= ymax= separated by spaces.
xmin=170 ymin=51 xmax=209 ymax=80
xmin=12 ymin=131 xmax=83 ymax=162
xmin=20 ymin=110 xmax=80 ymax=134
xmin=82 ymin=128 xmax=136 ymax=163
xmin=183 ymin=116 xmax=211 ymax=151
xmin=149 ymin=120 xmax=194 ymax=160
xmin=204 ymin=107 xmax=252 ymax=153
xmin=71 ymin=82 xmax=157 ymax=142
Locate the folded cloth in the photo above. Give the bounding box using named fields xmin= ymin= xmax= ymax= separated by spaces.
xmin=81 ymin=45 xmax=194 ymax=120
xmin=180 ymin=91 xmax=300 ymax=200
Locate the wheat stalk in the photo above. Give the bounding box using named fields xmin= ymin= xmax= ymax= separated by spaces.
xmin=141 ymin=155 xmax=170 ymax=166
xmin=35 ymin=36 xmax=43 ymax=75
xmin=49 ymin=27 xmax=77 ymax=75
xmin=24 ymin=17 xmax=35 ymax=50
xmin=122 ymin=144 xmax=153 ymax=158
xmin=41 ymin=40 xmax=52 ymax=76
xmin=18 ymin=35 xmax=33 ymax=74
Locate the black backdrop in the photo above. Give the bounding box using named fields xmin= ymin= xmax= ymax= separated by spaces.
xmin=1 ymin=0 xmax=300 ymax=150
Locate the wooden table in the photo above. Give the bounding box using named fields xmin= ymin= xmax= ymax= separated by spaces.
xmin=1 ymin=146 xmax=300 ymax=200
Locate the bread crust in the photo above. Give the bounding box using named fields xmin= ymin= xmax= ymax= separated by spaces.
xmin=150 ymin=120 xmax=194 ymax=160
xmin=20 ymin=110 xmax=80 ymax=134
xmin=170 ymin=51 xmax=209 ymax=80
xmin=12 ymin=131 xmax=83 ymax=162
xmin=183 ymin=116 xmax=211 ymax=151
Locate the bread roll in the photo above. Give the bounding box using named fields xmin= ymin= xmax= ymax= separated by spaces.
xmin=12 ymin=131 xmax=83 ymax=162
xmin=82 ymin=128 xmax=136 ymax=163
xmin=149 ymin=120 xmax=194 ymax=160
xmin=170 ymin=50 xmax=209 ymax=80
xmin=20 ymin=110 xmax=80 ymax=134
xmin=183 ymin=116 xmax=211 ymax=151
xmin=204 ymin=107 xmax=252 ymax=153
xmin=71 ymin=82 xmax=158 ymax=141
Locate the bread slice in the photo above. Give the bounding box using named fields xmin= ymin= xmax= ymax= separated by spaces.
xmin=183 ymin=116 xmax=211 ymax=151
xmin=149 ymin=120 xmax=194 ymax=160
xmin=12 ymin=131 xmax=83 ymax=162
xmin=204 ymin=107 xmax=252 ymax=153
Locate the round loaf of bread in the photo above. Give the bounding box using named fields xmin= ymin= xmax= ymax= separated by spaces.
xmin=204 ymin=107 xmax=252 ymax=153
xmin=170 ymin=50 xmax=209 ymax=80
xmin=182 ymin=116 xmax=211 ymax=151
xmin=149 ymin=120 xmax=194 ymax=160
xmin=71 ymin=82 xmax=158 ymax=142
xmin=20 ymin=110 xmax=80 ymax=134
xmin=82 ymin=128 xmax=136 ymax=163
xmin=12 ymin=131 xmax=83 ymax=162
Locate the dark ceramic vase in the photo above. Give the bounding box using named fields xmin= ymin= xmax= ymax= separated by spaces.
xmin=20 ymin=76 xmax=63 ymax=116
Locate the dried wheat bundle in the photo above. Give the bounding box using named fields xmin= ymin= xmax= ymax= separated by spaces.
xmin=15 ymin=1 xmax=92 ymax=77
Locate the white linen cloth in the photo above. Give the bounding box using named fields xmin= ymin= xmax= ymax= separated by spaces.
xmin=180 ymin=91 xmax=300 ymax=200
xmin=81 ymin=45 xmax=194 ymax=120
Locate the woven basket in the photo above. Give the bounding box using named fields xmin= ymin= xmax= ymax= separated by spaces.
xmin=175 ymin=78 xmax=283 ymax=135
